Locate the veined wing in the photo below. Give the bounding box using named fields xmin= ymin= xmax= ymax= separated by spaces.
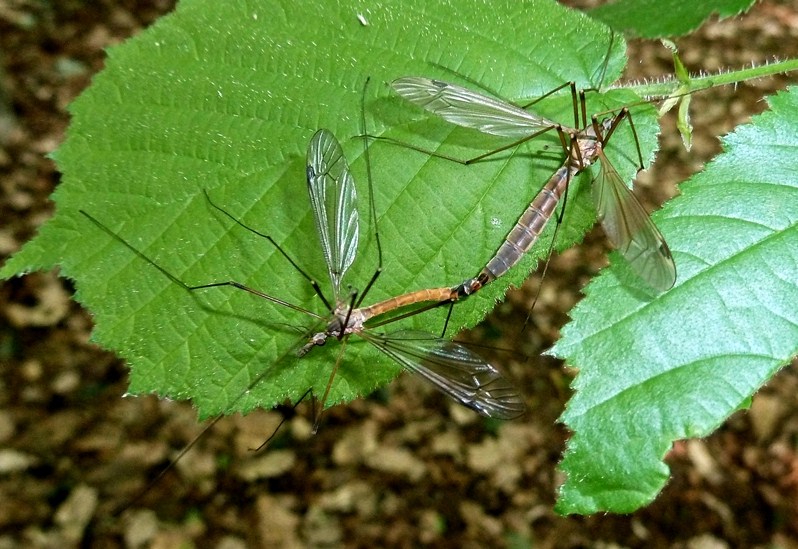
xmin=593 ymin=151 xmax=677 ymax=291
xmin=392 ymin=77 xmax=556 ymax=139
xmin=362 ymin=330 xmax=526 ymax=420
xmin=306 ymin=129 xmax=359 ymax=300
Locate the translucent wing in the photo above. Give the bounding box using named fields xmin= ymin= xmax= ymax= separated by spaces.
xmin=362 ymin=330 xmax=526 ymax=420
xmin=392 ymin=77 xmax=555 ymax=139
xmin=593 ymin=151 xmax=677 ymax=291
xmin=306 ymin=129 xmax=359 ymax=300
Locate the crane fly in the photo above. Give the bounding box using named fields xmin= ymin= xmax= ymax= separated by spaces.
xmin=81 ymin=128 xmax=525 ymax=437
xmin=391 ymin=77 xmax=677 ymax=293
xmin=290 ymin=128 xmax=525 ymax=427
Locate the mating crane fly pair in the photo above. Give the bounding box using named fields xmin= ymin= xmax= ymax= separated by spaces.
xmin=83 ymin=71 xmax=677 ymax=432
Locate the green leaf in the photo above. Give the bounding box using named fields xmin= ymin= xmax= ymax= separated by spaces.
xmin=657 ymin=40 xmax=693 ymax=150
xmin=589 ymin=0 xmax=755 ymax=38
xmin=552 ymin=86 xmax=798 ymax=514
xmin=0 ymin=0 xmax=655 ymax=420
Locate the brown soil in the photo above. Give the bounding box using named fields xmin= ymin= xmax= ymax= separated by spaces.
xmin=1 ymin=1 xmax=797 ymax=547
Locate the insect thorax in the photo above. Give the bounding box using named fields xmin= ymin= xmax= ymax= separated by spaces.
xmin=573 ymin=129 xmax=603 ymax=170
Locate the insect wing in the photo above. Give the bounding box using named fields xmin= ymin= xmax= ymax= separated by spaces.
xmin=363 ymin=330 xmax=526 ymax=420
xmin=593 ymin=151 xmax=676 ymax=291
xmin=307 ymin=129 xmax=359 ymax=300
xmin=392 ymin=77 xmax=555 ymax=139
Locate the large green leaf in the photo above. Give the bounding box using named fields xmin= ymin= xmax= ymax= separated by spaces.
xmin=0 ymin=0 xmax=655 ymax=420
xmin=588 ymin=0 xmax=755 ymax=38
xmin=553 ymin=86 xmax=798 ymax=514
